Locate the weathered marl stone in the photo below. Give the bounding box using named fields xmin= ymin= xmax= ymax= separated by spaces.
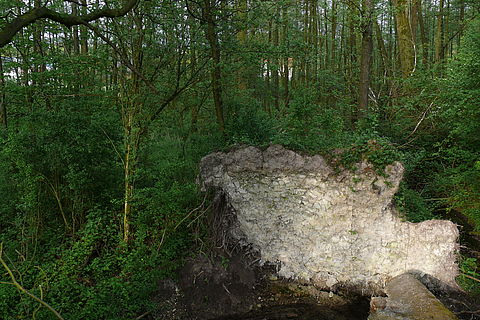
xmin=368 ymin=273 xmax=458 ymax=319
xmin=199 ymin=145 xmax=459 ymax=292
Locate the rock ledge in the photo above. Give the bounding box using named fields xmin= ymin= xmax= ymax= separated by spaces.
xmin=200 ymin=145 xmax=459 ymax=292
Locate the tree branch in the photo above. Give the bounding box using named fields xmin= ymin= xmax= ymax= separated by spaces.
xmin=80 ymin=20 xmax=161 ymax=95
xmin=0 ymin=243 xmax=65 ymax=320
xmin=63 ymin=0 xmax=88 ymax=7
xmin=0 ymin=0 xmax=139 ymax=47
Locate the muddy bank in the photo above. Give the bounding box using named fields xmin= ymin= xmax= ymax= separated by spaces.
xmin=170 ymin=252 xmax=370 ymax=320
xmin=213 ymin=301 xmax=370 ymax=320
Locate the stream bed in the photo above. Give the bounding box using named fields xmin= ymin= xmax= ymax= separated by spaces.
xmin=212 ymin=298 xmax=370 ymax=320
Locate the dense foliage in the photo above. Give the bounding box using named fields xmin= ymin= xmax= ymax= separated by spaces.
xmin=0 ymin=0 xmax=479 ymax=318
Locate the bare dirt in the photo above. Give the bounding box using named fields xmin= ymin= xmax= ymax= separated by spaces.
xmin=151 ymin=250 xmax=370 ymax=320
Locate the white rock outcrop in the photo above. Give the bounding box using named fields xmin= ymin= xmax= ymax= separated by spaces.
xmin=199 ymin=145 xmax=459 ymax=291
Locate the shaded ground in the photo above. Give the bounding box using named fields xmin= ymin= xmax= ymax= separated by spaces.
xmin=212 ymin=301 xmax=370 ymax=320
xmin=439 ymin=291 xmax=480 ymax=320
xmin=440 ymin=209 xmax=480 ymax=319
xmin=153 ymin=251 xmax=370 ymax=320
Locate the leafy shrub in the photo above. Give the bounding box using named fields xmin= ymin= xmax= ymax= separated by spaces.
xmin=394 ymin=184 xmax=435 ymax=222
xmin=441 ymin=19 xmax=480 ymax=151
xmin=273 ymin=87 xmax=349 ymax=153
xmin=225 ymin=105 xmax=279 ymax=146
xmin=426 ymin=19 xmax=480 ymax=231
xmin=458 ymin=256 xmax=480 ymax=294
xmin=338 ymin=133 xmax=403 ymax=174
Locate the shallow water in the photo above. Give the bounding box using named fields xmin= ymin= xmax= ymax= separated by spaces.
xmin=212 ymin=299 xmax=370 ymax=320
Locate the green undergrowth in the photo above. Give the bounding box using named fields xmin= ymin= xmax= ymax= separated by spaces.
xmin=394 ymin=183 xmax=435 ymax=222
xmin=458 ymin=257 xmax=480 ymax=295
xmin=335 ymin=134 xmax=403 ymax=175
xmin=224 ymin=95 xmax=403 ymax=175
xmin=0 ymin=116 xmax=216 ymax=319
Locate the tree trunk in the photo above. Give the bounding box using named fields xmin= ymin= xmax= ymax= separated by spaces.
xmin=122 ymin=12 xmax=144 ymax=243
xmin=282 ymin=5 xmax=289 ymax=108
xmin=347 ymin=1 xmax=357 ymax=77
xmin=189 ymin=19 xmax=200 ymax=132
xmin=310 ymin=0 xmax=318 ymax=83
xmin=411 ymin=0 xmax=419 ymax=44
xmin=375 ymin=20 xmax=390 ymax=79
xmin=304 ymin=0 xmax=311 ymax=84
xmin=272 ymin=16 xmax=280 ymax=110
xmin=33 ymin=0 xmax=49 ymax=108
xmin=444 ymin=0 xmax=450 ymax=58
xmin=358 ymin=0 xmax=373 ymax=119
xmin=0 ymin=56 xmax=6 ymax=128
xmin=204 ymin=0 xmax=225 ymax=132
xmin=393 ymin=0 xmax=415 ymax=77
xmin=236 ymin=0 xmax=247 ymax=91
xmin=331 ymin=0 xmax=337 ymax=68
xmin=122 ymin=108 xmax=139 ymax=243
xmin=265 ymin=19 xmax=273 ymax=113
xmin=457 ymin=0 xmax=464 ymax=47
xmin=322 ymin=0 xmax=329 ymax=71
xmin=435 ymin=0 xmax=444 ymax=63
xmin=418 ymin=0 xmax=429 ymax=66
xmin=80 ymin=0 xmax=89 ymax=54
xmin=72 ymin=3 xmax=80 ymax=55
xmin=340 ymin=10 xmax=346 ymax=73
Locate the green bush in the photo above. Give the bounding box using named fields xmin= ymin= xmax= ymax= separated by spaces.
xmin=338 ymin=133 xmax=403 ymax=174
xmin=427 ymin=19 xmax=480 ymax=230
xmin=394 ymin=184 xmax=435 ymax=222
xmin=273 ymin=87 xmax=349 ymax=153
xmin=225 ymin=104 xmax=279 ymax=147
xmin=458 ymin=256 xmax=480 ymax=294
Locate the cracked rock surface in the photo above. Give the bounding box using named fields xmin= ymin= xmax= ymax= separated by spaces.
xmin=199 ymin=145 xmax=459 ymax=292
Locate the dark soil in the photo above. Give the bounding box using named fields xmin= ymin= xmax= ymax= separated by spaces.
xmin=212 ymin=299 xmax=370 ymax=320
xmin=440 ymin=209 xmax=480 ymax=319
xmin=177 ymin=252 xmax=260 ymax=319
xmin=168 ymin=251 xmax=370 ymax=320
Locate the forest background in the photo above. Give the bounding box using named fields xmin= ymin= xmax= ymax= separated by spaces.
xmin=0 ymin=0 xmax=479 ymax=318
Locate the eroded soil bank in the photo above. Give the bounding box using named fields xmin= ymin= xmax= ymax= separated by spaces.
xmin=155 ymin=252 xmax=370 ymax=320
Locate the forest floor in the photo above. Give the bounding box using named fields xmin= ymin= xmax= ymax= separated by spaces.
xmin=153 ymin=250 xmax=370 ymax=320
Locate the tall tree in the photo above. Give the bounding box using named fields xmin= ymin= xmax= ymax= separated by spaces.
xmin=331 ymin=0 xmax=337 ymax=67
xmin=0 ymin=56 xmax=5 ymax=128
xmin=80 ymin=0 xmax=89 ymax=54
xmin=418 ymin=0 xmax=429 ymax=66
xmin=272 ymin=13 xmax=280 ymax=110
xmin=435 ymin=0 xmax=445 ymax=62
xmin=236 ymin=0 xmax=248 ymax=90
xmin=282 ymin=4 xmax=290 ymax=107
xmin=358 ymin=0 xmax=374 ymax=117
xmin=202 ymin=0 xmax=225 ymax=132
xmin=120 ymin=11 xmax=145 ymax=243
xmin=393 ymin=0 xmax=416 ymax=77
